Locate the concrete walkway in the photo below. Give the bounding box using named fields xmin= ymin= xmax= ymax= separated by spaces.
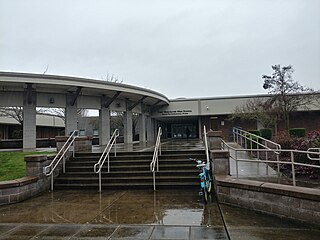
xmin=227 ymin=142 xmax=278 ymax=178
xmin=0 ymin=189 xmax=318 ymax=240
xmin=1 ymin=139 xmax=319 ymax=239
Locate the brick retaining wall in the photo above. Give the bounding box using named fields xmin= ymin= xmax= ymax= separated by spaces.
xmin=215 ymin=176 xmax=320 ymax=224
xmin=0 ymin=155 xmax=53 ymax=205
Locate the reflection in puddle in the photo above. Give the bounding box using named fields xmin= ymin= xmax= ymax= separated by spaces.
xmin=161 ymin=209 xmax=203 ymax=225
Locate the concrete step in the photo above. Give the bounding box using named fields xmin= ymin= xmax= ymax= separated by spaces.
xmin=55 ymin=149 xmax=205 ymax=190
xmin=55 ymin=175 xmax=199 ymax=184
xmin=74 ymin=149 xmax=205 ymax=157
xmin=70 ymin=153 xmax=206 ymax=162
xmin=65 ymin=160 xmax=203 ymax=168
xmin=54 ymin=181 xmax=199 ymax=190
xmin=65 ymin=164 xmax=196 ymax=172
xmin=58 ymin=169 xmax=199 ymax=178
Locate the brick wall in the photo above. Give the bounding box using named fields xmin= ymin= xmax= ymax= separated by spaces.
xmin=0 ymin=155 xmax=53 ymax=205
xmin=215 ymin=176 xmax=320 ymax=224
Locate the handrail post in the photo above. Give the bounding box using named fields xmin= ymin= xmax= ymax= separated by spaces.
xmin=291 ymin=151 xmax=296 ymax=186
xmin=99 ymin=171 xmax=102 ymax=192
xmin=245 ymin=134 xmax=247 ymax=149
xmin=63 ymin=155 xmax=66 ymax=173
xmin=151 ymin=127 xmax=162 ymax=191
xmin=257 ymin=139 xmax=260 ymax=160
xmin=277 ymin=149 xmax=280 ymax=176
xmin=94 ymin=129 xmax=119 ymax=192
xmin=43 ymin=129 xmax=78 ymax=192
xmin=108 ymin=155 xmax=110 ymax=173
xmin=235 ymin=150 xmax=239 ymax=178
xmin=265 ymin=140 xmax=268 ymax=175
xmin=51 ymin=174 xmax=54 ymax=191
xmin=73 ymin=139 xmax=75 ymax=158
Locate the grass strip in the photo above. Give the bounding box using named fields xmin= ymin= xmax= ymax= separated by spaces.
xmin=0 ymin=151 xmax=55 ymax=181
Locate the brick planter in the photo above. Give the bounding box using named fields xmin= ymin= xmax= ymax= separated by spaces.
xmin=55 ymin=136 xmax=92 ymax=152
xmin=215 ymin=176 xmax=320 ymax=224
xmin=0 ymin=154 xmax=54 ymax=205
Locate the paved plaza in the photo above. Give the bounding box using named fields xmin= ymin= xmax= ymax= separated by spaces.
xmin=0 ymin=189 xmax=319 ymax=239
xmin=0 ymin=140 xmax=319 ymax=239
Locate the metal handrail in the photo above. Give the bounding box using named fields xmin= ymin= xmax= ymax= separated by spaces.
xmin=233 ymin=127 xmax=281 ymax=152
xmin=221 ymin=139 xmax=320 ymax=186
xmin=203 ymin=125 xmax=210 ymax=169
xmin=43 ymin=130 xmax=78 ymax=191
xmin=150 ymin=127 xmax=162 ymax=191
xmin=233 ymin=127 xmax=282 ymax=174
xmin=307 ymin=148 xmax=320 ymax=161
xmin=94 ymin=129 xmax=119 ymax=192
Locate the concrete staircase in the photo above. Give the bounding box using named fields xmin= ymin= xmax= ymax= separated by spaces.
xmin=54 ymin=150 xmax=206 ymax=190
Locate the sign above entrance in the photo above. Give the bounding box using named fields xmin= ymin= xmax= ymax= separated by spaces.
xmin=158 ymin=109 xmax=193 ymax=116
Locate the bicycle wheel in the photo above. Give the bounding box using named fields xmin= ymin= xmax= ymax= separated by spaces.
xmin=206 ymin=179 xmax=212 ymax=193
xmin=205 ymin=172 xmax=212 ymax=193
xmin=202 ymin=187 xmax=208 ymax=204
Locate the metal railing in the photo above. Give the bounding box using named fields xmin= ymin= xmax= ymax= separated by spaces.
xmin=203 ymin=125 xmax=210 ymax=169
xmin=233 ymin=127 xmax=282 ymax=174
xmin=223 ymin=128 xmax=320 ymax=186
xmin=233 ymin=127 xmax=281 ymax=152
xmin=150 ymin=127 xmax=162 ymax=191
xmin=43 ymin=130 xmax=78 ymax=191
xmin=94 ymin=129 xmax=119 ymax=192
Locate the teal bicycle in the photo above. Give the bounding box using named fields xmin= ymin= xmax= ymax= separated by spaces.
xmin=190 ymin=158 xmax=213 ymax=204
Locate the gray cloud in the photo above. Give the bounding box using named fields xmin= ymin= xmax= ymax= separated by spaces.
xmin=0 ymin=0 xmax=319 ymax=98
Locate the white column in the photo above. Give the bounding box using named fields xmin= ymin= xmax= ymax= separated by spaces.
xmin=23 ymin=89 xmax=36 ymax=151
xmin=99 ymin=107 xmax=111 ymax=145
xmin=124 ymin=110 xmax=133 ymax=144
xmin=65 ymin=94 xmax=78 ymax=136
xmin=139 ymin=113 xmax=146 ymax=142
xmin=147 ymin=116 xmax=155 ymax=143
xmin=198 ymin=116 xmax=202 ymax=139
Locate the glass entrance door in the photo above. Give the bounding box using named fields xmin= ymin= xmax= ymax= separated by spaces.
xmin=171 ymin=124 xmax=197 ymax=139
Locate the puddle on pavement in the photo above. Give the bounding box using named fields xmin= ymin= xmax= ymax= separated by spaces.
xmin=0 ymin=189 xmax=318 ymax=231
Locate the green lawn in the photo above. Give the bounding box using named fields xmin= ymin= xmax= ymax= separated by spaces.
xmin=0 ymin=151 xmax=55 ymax=181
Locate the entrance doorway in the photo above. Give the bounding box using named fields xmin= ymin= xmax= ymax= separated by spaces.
xmin=171 ymin=124 xmax=197 ymax=139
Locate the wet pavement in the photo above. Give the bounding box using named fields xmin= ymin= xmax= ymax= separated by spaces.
xmin=1 ymin=139 xmax=319 ymax=239
xmin=0 ymin=189 xmax=319 ymax=239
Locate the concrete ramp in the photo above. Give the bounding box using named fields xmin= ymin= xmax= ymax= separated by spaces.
xmin=227 ymin=142 xmax=278 ymax=178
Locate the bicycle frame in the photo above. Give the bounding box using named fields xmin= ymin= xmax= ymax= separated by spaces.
xmin=190 ymin=158 xmax=212 ymax=203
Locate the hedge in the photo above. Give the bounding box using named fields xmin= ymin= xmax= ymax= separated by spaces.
xmin=260 ymin=128 xmax=272 ymax=140
xmin=289 ymin=128 xmax=306 ymax=138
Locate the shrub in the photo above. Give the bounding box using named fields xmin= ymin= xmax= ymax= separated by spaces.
xmin=248 ymin=130 xmax=260 ymax=136
xmin=273 ymin=131 xmax=295 ymax=149
xmin=291 ymin=130 xmax=320 ymax=163
xmin=260 ymin=128 xmax=272 ymax=140
xmin=289 ymin=128 xmax=306 ymax=138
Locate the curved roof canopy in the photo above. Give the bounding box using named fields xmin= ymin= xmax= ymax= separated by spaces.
xmin=0 ymin=72 xmax=169 ymax=108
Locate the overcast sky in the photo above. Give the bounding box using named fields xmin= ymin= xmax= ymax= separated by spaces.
xmin=0 ymin=0 xmax=319 ymax=99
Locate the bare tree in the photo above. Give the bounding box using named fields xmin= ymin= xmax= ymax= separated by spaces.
xmin=102 ymin=73 xmax=123 ymax=83
xmin=262 ymin=65 xmax=315 ymax=130
xmin=232 ymin=98 xmax=278 ymax=130
xmin=0 ymin=107 xmax=24 ymax=125
xmin=1 ymin=107 xmax=88 ymax=127
xmin=38 ymin=108 xmax=88 ymax=122
xmin=110 ymin=111 xmax=139 ymax=137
